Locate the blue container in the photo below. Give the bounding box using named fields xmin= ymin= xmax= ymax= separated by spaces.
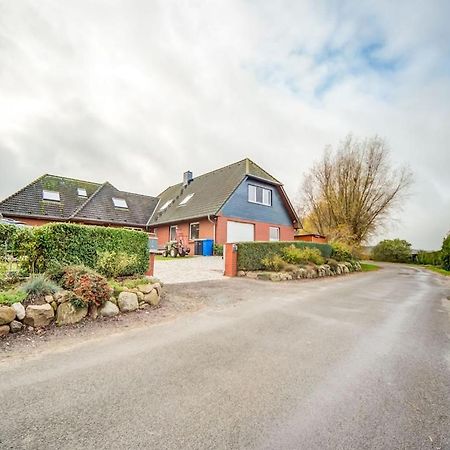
xmin=202 ymin=239 xmax=214 ymax=256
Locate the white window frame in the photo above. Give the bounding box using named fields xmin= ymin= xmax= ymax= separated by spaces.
xmin=189 ymin=222 xmax=200 ymax=240
xmin=77 ymin=187 xmax=87 ymax=197
xmin=248 ymin=184 xmax=272 ymax=206
xmin=169 ymin=225 xmax=177 ymax=241
xmin=179 ymin=193 xmax=195 ymax=206
xmin=42 ymin=190 xmax=60 ymax=202
xmin=269 ymin=226 xmax=280 ymax=241
xmin=159 ymin=199 xmax=173 ymax=211
xmin=112 ymin=197 xmax=128 ymax=209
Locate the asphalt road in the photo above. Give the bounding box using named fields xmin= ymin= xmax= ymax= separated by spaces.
xmin=1 ymin=265 xmax=449 ymax=449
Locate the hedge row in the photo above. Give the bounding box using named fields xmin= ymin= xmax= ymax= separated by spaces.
xmin=0 ymin=223 xmax=149 ymax=276
xmin=442 ymin=235 xmax=450 ymax=271
xmin=237 ymin=241 xmax=333 ymax=271
xmin=416 ymin=250 xmax=442 ymax=266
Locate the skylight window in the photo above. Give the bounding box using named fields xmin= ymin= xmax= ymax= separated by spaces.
xmin=42 ymin=190 xmax=60 ymax=202
xmin=77 ymin=188 xmax=87 ymax=197
xmin=159 ymin=199 xmax=173 ymax=211
xmin=179 ymin=193 xmax=195 ymax=206
xmin=112 ymin=197 xmax=128 ymax=209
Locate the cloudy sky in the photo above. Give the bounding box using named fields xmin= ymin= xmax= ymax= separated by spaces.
xmin=0 ymin=0 xmax=449 ymax=249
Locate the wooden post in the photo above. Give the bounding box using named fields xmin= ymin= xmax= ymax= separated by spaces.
xmin=146 ymin=253 xmax=155 ymax=277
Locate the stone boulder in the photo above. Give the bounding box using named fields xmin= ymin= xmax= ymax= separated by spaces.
xmin=137 ymin=283 xmax=153 ymax=294
xmin=44 ymin=295 xmax=54 ymax=303
xmin=143 ymin=289 xmax=160 ymax=306
xmin=23 ymin=304 xmax=54 ymax=327
xmin=118 ymin=292 xmax=138 ymax=312
xmin=56 ymin=302 xmax=88 ymax=326
xmin=99 ymin=300 xmax=119 ymax=317
xmin=11 ymin=302 xmax=26 ymax=320
xmin=9 ymin=320 xmax=23 ymax=333
xmin=54 ymin=291 xmax=70 ymax=304
xmin=0 ymin=325 xmax=9 ymax=337
xmin=0 ymin=306 xmax=16 ymax=325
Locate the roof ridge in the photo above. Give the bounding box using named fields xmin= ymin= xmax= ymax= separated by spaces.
xmin=69 ymin=182 xmax=108 ymax=219
xmin=246 ymin=158 xmax=282 ymax=184
xmin=43 ymin=173 xmax=102 ymax=186
xmin=0 ymin=173 xmax=47 ymax=207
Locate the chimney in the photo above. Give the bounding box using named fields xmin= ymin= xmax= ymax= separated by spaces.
xmin=183 ymin=170 xmax=193 ymax=187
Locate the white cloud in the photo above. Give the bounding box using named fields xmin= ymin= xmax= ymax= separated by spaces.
xmin=0 ymin=0 xmax=449 ymax=249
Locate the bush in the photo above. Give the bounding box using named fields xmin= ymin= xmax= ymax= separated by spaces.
xmin=214 ymin=244 xmax=223 ymax=256
xmin=442 ymin=235 xmax=450 ymax=271
xmin=416 ymin=250 xmax=442 ymax=266
xmin=95 ymin=251 xmax=139 ymax=278
xmin=372 ymin=239 xmax=412 ymax=263
xmin=55 ymin=265 xmax=112 ymax=307
xmin=21 ymin=274 xmax=60 ymax=300
xmin=25 ymin=223 xmax=149 ymax=276
xmin=237 ymin=241 xmax=332 ymax=271
xmin=261 ymin=255 xmax=286 ymax=271
xmin=0 ymin=289 xmax=27 ymax=305
xmin=281 ymin=246 xmax=324 ymax=266
xmin=331 ymin=242 xmax=354 ymax=262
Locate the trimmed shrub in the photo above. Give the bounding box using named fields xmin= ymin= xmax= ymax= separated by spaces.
xmin=21 ymin=274 xmax=60 ymax=300
xmin=27 ymin=223 xmax=149 ymax=276
xmin=442 ymin=235 xmax=450 ymax=271
xmin=237 ymin=241 xmax=332 ymax=271
xmin=372 ymin=239 xmax=412 ymax=263
xmin=281 ymin=246 xmax=324 ymax=266
xmin=95 ymin=251 xmax=139 ymax=278
xmin=416 ymin=250 xmax=442 ymax=266
xmin=261 ymin=255 xmax=286 ymax=272
xmin=330 ymin=242 xmax=354 ymax=262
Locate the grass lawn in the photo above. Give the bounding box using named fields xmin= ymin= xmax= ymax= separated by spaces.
xmin=360 ymin=263 xmax=381 ymax=272
xmin=418 ymin=265 xmax=450 ymax=277
xmin=154 ymin=255 xmax=193 ymax=261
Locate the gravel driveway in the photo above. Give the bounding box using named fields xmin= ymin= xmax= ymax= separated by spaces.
xmin=154 ymin=255 xmax=225 ymax=284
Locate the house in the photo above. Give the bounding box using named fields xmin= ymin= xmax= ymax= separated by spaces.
xmin=0 ymin=174 xmax=159 ymax=229
xmin=0 ymin=159 xmax=299 ymax=251
xmin=148 ymin=159 xmax=299 ymax=253
xmin=294 ymin=231 xmax=327 ymax=244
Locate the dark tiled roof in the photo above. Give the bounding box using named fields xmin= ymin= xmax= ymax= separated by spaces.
xmin=149 ymin=158 xmax=282 ymax=226
xmin=0 ymin=174 xmax=158 ymax=227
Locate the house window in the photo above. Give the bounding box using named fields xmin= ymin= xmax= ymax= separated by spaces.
xmin=77 ymin=188 xmax=87 ymax=197
xmin=189 ymin=222 xmax=200 ymax=240
xmin=269 ymin=227 xmax=280 ymax=241
xmin=42 ymin=190 xmax=60 ymax=202
xmin=179 ymin=193 xmax=195 ymax=206
xmin=248 ymin=185 xmax=272 ymax=206
xmin=169 ymin=225 xmax=177 ymax=241
xmin=160 ymin=199 xmax=173 ymax=211
xmin=112 ymin=197 xmax=128 ymax=209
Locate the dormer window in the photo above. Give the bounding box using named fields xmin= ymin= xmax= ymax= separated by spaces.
xmin=112 ymin=197 xmax=128 ymax=209
xmin=159 ymin=199 xmax=173 ymax=211
xmin=248 ymin=185 xmax=272 ymax=206
xmin=179 ymin=193 xmax=195 ymax=206
xmin=42 ymin=190 xmax=60 ymax=202
xmin=77 ymin=188 xmax=87 ymax=197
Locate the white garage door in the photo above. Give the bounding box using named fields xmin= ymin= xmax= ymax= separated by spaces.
xmin=227 ymin=221 xmax=255 ymax=243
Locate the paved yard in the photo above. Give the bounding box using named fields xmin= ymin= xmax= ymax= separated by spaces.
xmin=0 ymin=265 xmax=449 ymax=449
xmin=154 ymin=255 xmax=225 ymax=284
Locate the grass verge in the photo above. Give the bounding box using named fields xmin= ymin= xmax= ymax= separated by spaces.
xmin=418 ymin=265 xmax=450 ymax=277
xmin=360 ymin=263 xmax=381 ymax=272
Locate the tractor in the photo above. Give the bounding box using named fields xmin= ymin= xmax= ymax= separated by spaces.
xmin=162 ymin=227 xmax=191 ymax=257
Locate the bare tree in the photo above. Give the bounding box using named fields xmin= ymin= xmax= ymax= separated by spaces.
xmin=300 ymin=135 xmax=412 ymax=245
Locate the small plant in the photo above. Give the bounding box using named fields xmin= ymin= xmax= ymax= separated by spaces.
xmin=261 ymin=255 xmax=286 ymax=272
xmin=326 ymin=258 xmax=339 ymax=271
xmin=21 ymin=274 xmax=60 ymax=299
xmin=214 ymin=244 xmax=223 ymax=256
xmin=281 ymin=245 xmax=324 ymax=266
xmin=68 ymin=292 xmax=88 ymax=310
xmin=0 ymin=289 xmax=27 ymax=305
xmin=72 ymin=272 xmax=112 ymax=307
xmin=331 ymin=242 xmax=354 ymax=262
xmin=95 ymin=251 xmax=139 ymax=278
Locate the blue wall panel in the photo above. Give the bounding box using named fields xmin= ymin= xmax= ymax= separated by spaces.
xmin=220 ymin=178 xmax=292 ymax=225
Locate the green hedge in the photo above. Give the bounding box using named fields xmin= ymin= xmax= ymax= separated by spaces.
xmin=237 ymin=241 xmax=333 ymax=271
xmin=416 ymin=250 xmax=442 ymax=266
xmin=29 ymin=223 xmax=149 ymax=275
xmin=442 ymin=235 xmax=450 ymax=271
xmin=0 ymin=224 xmax=34 ymax=259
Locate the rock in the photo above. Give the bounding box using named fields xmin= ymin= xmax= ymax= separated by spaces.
xmin=237 ymin=271 xmax=246 ymax=277
xmin=257 ymin=272 xmax=272 ymax=281
xmin=51 ymin=301 xmax=58 ymax=311
xmin=136 ymin=291 xmax=144 ymax=301
xmin=109 ymin=296 xmax=118 ymax=305
xmin=9 ymin=320 xmax=23 ymax=333
xmin=152 ymin=283 xmax=162 ymax=295
xmin=44 ymin=295 xmax=54 ymax=303
xmin=143 ymin=289 xmax=160 ymax=306
xmin=269 ymin=273 xmax=282 ymax=282
xmin=56 ymin=302 xmax=88 ymax=326
xmin=89 ymin=304 xmax=98 ymax=320
xmin=11 ymin=302 xmax=25 ymax=321
xmin=54 ymin=291 xmax=70 ymax=304
xmin=246 ymin=272 xmax=258 ymax=279
xmin=118 ymin=292 xmax=138 ymax=312
xmin=0 ymin=325 xmax=9 ymax=337
xmin=23 ymin=304 xmax=54 ymax=327
xmin=137 ymin=284 xmax=153 ymax=294
xmin=0 ymin=305 xmax=16 ymax=325
xmin=99 ymin=301 xmax=119 ymax=317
